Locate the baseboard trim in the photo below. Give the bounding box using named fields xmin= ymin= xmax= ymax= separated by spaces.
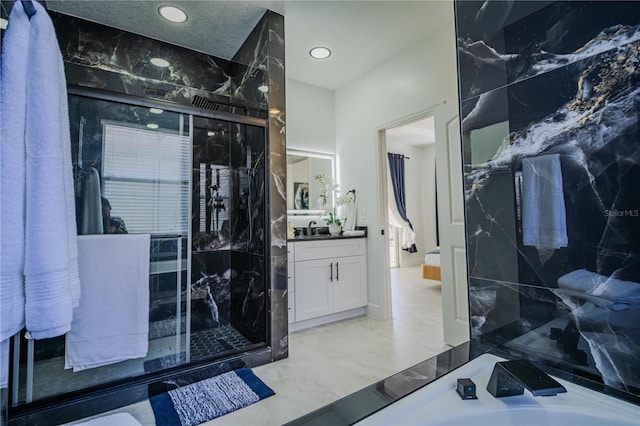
xmin=289 ymin=307 xmax=366 ymax=332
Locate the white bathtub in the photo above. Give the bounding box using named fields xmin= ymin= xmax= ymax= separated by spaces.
xmin=357 ymin=354 xmax=639 ymax=426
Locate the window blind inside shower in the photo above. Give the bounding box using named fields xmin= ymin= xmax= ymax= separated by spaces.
xmin=101 ymin=122 xmax=190 ymax=235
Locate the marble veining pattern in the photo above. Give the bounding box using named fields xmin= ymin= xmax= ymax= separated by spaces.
xmin=456 ymin=0 xmax=640 ymax=397
xmin=51 ymin=12 xmax=266 ymax=115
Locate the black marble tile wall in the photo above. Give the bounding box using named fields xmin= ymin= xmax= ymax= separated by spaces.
xmin=265 ymin=11 xmax=288 ymax=362
xmin=230 ymin=252 xmax=267 ymax=343
xmin=50 ymin=12 xmax=268 ymax=117
xmin=455 ymin=0 xmax=640 ymax=398
xmin=231 ymin=12 xmax=270 ymax=118
xmin=231 ymin=10 xmax=288 ymax=361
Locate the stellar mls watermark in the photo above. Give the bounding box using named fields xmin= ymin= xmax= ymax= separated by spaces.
xmin=604 ymin=209 xmax=640 ymax=217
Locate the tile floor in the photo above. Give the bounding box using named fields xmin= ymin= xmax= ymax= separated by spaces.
xmin=69 ymin=266 xmax=447 ymax=425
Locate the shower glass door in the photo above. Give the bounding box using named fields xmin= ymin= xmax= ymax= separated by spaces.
xmin=189 ymin=117 xmax=267 ymax=362
xmin=8 ymin=95 xmax=268 ymax=408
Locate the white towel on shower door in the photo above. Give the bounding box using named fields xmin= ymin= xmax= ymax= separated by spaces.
xmin=22 ymin=0 xmax=81 ymax=339
xmin=0 ymin=0 xmax=30 ymax=344
xmin=80 ymin=167 xmax=104 ymax=235
xmin=522 ymin=154 xmax=568 ymax=250
xmin=66 ymin=234 xmax=150 ymax=372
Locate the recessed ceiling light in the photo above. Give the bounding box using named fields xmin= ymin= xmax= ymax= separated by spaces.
xmin=258 ymin=85 xmax=269 ymax=93
xmin=158 ymin=5 xmax=188 ymax=23
xmin=207 ymin=131 xmax=215 ymax=137
xmin=309 ymin=47 xmax=331 ymax=59
xmin=149 ymin=108 xmax=164 ymax=114
xmin=150 ymin=57 xmax=170 ymax=67
xmin=147 ymin=123 xmax=159 ymax=129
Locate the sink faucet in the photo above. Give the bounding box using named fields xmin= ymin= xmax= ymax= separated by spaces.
xmin=487 ymin=359 xmax=567 ymax=397
xmin=307 ymin=220 xmax=317 ymax=236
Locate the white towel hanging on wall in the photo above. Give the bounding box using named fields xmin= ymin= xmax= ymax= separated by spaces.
xmin=1 ymin=0 xmax=81 ymax=363
xmin=23 ymin=0 xmax=81 ymax=339
xmin=0 ymin=0 xmax=31 ymax=349
xmin=522 ymin=153 xmax=568 ymax=250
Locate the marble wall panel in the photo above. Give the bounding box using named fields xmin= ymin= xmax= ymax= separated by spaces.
xmin=190 ymin=251 xmax=232 ymax=327
xmin=230 ymin=9 xmax=287 ymax=361
xmin=230 ymin=252 xmax=267 ymax=343
xmin=50 ymin=12 xmax=265 ymax=118
xmin=266 ymin=11 xmax=288 ymax=361
xmin=456 ymin=0 xmax=640 ymax=398
xmin=456 ymin=1 xmax=640 ymax=101
xmin=231 ymin=12 xmax=270 ymax=117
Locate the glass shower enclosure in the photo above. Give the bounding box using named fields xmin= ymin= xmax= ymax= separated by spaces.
xmin=6 ymin=92 xmax=268 ymax=408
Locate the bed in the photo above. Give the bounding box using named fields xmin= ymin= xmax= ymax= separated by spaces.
xmin=422 ymin=248 xmax=441 ymax=281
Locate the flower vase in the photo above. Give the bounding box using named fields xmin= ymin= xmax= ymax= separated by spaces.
xmin=329 ymin=222 xmax=341 ymax=236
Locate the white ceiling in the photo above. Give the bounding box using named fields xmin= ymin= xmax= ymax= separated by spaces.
xmin=46 ymin=0 xmax=454 ymax=91
xmin=386 ymin=115 xmax=435 ymax=146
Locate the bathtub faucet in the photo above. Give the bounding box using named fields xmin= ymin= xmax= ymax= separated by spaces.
xmin=487 ymin=359 xmax=567 ymax=398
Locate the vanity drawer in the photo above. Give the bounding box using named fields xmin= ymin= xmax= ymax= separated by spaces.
xmin=294 ymin=238 xmax=366 ymax=261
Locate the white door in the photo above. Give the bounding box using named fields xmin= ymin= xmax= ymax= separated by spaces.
xmin=434 ymin=102 xmax=470 ymax=346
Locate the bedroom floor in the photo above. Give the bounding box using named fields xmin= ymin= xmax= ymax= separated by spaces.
xmin=68 ymin=265 xmax=446 ymax=426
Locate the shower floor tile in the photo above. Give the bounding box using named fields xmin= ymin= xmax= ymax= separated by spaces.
xmin=14 ymin=325 xmax=252 ymax=403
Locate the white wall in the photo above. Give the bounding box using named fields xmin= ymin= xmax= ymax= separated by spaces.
xmin=286 ymin=78 xmax=336 ymax=153
xmin=335 ymin=13 xmax=458 ymax=318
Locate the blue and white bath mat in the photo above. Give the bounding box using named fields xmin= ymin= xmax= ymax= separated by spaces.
xmin=150 ymin=368 xmax=275 ymax=426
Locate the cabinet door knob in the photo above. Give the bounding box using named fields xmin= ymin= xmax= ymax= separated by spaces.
xmin=330 ymin=262 xmax=333 ymax=282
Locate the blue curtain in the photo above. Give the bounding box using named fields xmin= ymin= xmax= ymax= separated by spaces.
xmin=388 ymin=153 xmax=417 ymax=253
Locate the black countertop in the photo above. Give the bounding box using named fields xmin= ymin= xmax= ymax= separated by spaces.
xmin=288 ymin=227 xmax=368 ymax=242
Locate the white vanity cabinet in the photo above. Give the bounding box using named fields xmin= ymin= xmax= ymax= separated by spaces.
xmin=288 ymin=238 xmax=367 ymax=328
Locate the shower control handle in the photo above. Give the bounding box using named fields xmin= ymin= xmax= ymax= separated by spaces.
xmin=330 ymin=262 xmax=333 ymax=282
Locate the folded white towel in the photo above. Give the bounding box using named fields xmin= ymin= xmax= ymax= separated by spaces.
xmin=0 ymin=1 xmax=30 ymax=342
xmin=66 ymin=234 xmax=150 ymax=372
xmin=522 ymin=154 xmax=568 ymax=250
xmin=80 ymin=167 xmax=104 ymax=235
xmin=23 ymin=1 xmax=81 ymax=339
xmin=557 ymin=269 xmax=640 ymax=304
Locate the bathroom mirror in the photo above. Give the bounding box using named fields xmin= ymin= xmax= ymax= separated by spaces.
xmin=286 ymin=149 xmax=335 ymax=212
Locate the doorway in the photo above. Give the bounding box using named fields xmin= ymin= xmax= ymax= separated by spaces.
xmin=384 ymin=115 xmax=437 ymax=268
xmin=380 ymin=114 xmax=439 ymax=317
